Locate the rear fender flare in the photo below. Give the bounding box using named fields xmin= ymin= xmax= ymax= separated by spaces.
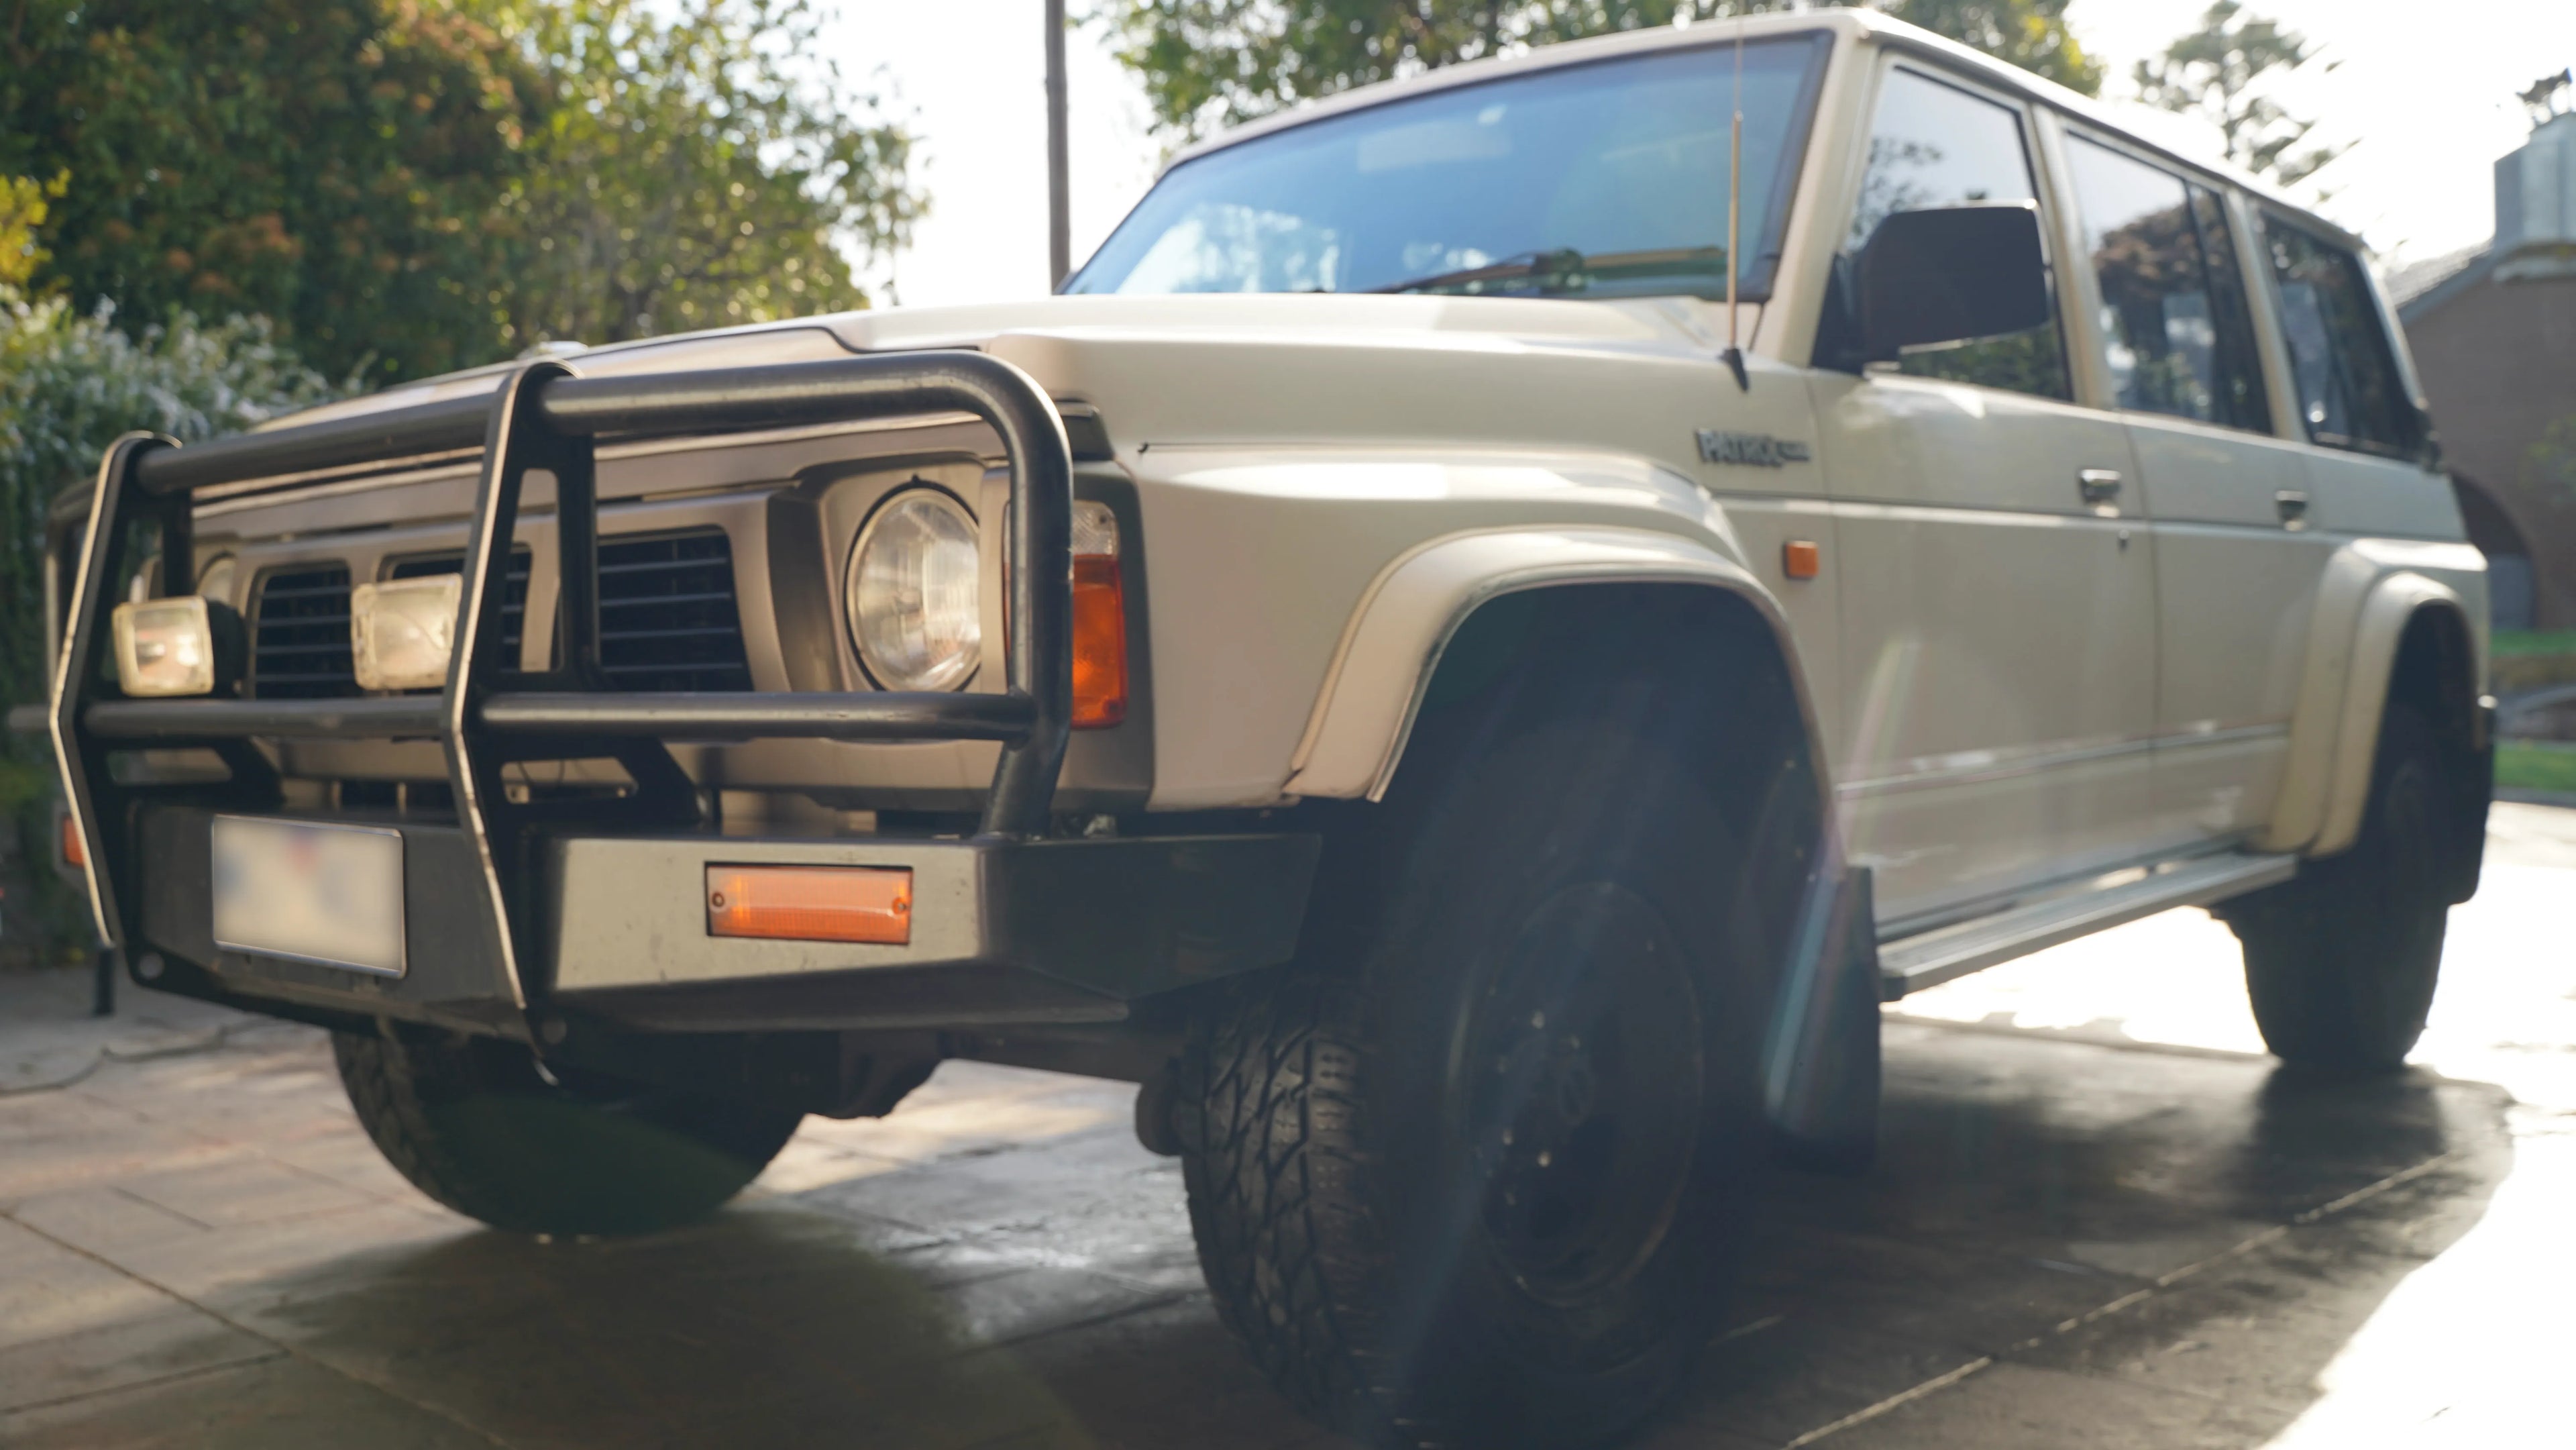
xmin=2261 ymin=547 xmax=2483 ymax=857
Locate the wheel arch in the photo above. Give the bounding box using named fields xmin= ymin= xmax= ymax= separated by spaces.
xmin=1280 ymin=526 xmax=1833 ymax=815
xmin=2273 ymin=558 xmax=2488 ymax=862
xmin=1279 ymin=531 xmax=1876 ymax=1168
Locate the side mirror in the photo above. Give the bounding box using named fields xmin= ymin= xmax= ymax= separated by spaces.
xmin=1854 ymin=202 xmax=2053 ymax=362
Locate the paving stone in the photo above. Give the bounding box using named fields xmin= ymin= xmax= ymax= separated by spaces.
xmin=0 ymin=1217 xmax=176 ymax=1355
xmin=967 ymin=1296 xmax=1352 ymax=1450
xmin=0 ymin=1354 xmax=502 ymax=1450
xmin=1648 ymin=1313 xmax=1985 ymax=1447
xmin=1821 ymin=1360 xmax=2290 ymax=1449
xmin=933 ymin=1263 xmax=1179 ymax=1347
xmin=112 ymin=1154 xmax=383 ymax=1229
xmin=12 ymin=1186 xmax=212 ymax=1252
xmin=0 ymin=1302 xmax=277 ymax=1414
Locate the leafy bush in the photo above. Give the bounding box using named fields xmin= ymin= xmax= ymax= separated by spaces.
xmin=1 ymin=290 xmax=343 ymax=959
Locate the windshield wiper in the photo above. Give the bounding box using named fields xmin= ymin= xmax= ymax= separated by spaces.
xmin=1362 ymin=245 xmax=1731 ymax=298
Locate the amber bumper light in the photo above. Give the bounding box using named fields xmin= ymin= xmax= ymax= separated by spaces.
xmin=706 ymin=865 xmax=912 ymax=945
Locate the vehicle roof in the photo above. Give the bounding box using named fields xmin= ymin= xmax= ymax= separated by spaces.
xmin=277 ymin=11 xmax=2366 ymax=433
xmin=1157 ymin=8 xmax=2365 ymax=254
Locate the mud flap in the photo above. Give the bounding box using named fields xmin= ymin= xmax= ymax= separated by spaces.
xmin=1761 ymin=860 xmax=1880 ymax=1175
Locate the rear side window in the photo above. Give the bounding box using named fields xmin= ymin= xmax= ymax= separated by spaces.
xmin=1841 ymin=67 xmax=2070 ymax=401
xmin=2065 ymin=137 xmax=2269 ymax=432
xmin=2260 ymin=219 xmax=2421 ymax=456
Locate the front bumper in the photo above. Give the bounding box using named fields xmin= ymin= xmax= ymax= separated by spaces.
xmin=135 ymin=806 xmax=1318 ymax=1035
xmin=53 ymin=352 xmax=1309 ymax=1043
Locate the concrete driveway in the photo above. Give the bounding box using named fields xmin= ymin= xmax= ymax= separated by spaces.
xmin=3 ymin=805 xmax=2569 ymax=1449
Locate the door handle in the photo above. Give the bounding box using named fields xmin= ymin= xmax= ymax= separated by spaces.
xmin=2275 ymin=489 xmax=2310 ymax=531
xmin=2078 ymin=468 xmax=2123 ymax=517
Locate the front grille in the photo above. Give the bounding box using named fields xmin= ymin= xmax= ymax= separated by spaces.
xmin=247 ymin=535 xmax=749 ymax=698
xmin=596 ymin=530 xmax=754 ymax=692
xmin=250 ymin=565 xmax=355 ymax=698
xmin=390 ymin=549 xmax=533 ymax=660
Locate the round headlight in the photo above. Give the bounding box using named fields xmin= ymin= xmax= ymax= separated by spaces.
xmin=847 ymin=488 xmax=981 ymax=692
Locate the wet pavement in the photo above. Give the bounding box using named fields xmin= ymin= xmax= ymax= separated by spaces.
xmin=2 ymin=804 xmax=2569 ymax=1449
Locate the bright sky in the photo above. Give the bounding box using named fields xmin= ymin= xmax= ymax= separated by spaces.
xmin=821 ymin=1 xmax=2576 ymax=308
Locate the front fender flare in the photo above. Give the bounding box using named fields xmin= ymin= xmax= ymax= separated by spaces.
xmin=1280 ymin=525 xmax=1825 ymax=802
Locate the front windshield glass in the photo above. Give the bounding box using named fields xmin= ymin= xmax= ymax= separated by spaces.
xmin=1068 ymin=34 xmax=1830 ymax=302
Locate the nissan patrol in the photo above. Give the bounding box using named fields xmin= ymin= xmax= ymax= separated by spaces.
xmin=37 ymin=11 xmax=2491 ymax=1447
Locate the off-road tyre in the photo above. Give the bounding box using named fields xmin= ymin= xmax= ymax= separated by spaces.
xmin=2228 ymin=703 xmax=2453 ymax=1072
xmin=1177 ymin=660 xmax=1790 ymax=1448
xmin=333 ymin=1029 xmax=802 ymax=1235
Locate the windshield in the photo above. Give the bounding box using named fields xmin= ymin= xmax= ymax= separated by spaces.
xmin=1068 ymin=34 xmax=1831 ymax=302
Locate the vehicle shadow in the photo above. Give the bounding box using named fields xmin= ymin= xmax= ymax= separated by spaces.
xmin=1646 ymin=1026 xmax=2512 ymax=1446
xmin=199 ymin=1026 xmax=2509 ymax=1450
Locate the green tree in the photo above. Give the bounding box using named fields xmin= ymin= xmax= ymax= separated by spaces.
xmin=0 ymin=0 xmax=922 ymax=382
xmin=1097 ymin=0 xmax=2101 ymax=138
xmin=1879 ymin=0 xmax=2096 ymax=95
xmin=482 ymin=0 xmax=921 ymax=347
xmin=2528 ymin=414 xmax=2576 ymax=512
xmin=0 ymin=0 xmax=544 ymax=384
xmin=2133 ymin=1 xmax=2347 ymax=189
xmin=0 ymin=172 xmax=66 ymax=291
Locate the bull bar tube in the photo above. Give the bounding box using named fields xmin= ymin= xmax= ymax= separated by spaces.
xmin=43 ymin=353 xmax=1317 ymax=1042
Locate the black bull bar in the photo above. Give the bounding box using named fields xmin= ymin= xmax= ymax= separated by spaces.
xmin=42 ymin=352 xmax=1317 ymax=1035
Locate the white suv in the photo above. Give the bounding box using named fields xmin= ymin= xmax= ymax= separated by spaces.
xmin=44 ymin=11 xmax=2490 ymax=1447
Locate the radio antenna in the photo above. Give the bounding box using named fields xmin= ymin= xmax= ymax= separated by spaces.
xmin=1721 ymin=15 xmax=1750 ymax=392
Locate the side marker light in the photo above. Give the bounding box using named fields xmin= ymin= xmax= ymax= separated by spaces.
xmin=1783 ymin=539 xmax=1822 ymax=580
xmin=706 ymin=865 xmax=912 ymax=945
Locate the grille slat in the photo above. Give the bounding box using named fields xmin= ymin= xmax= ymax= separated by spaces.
xmin=251 ymin=565 xmax=356 ymax=699
xmin=596 ymin=531 xmax=753 ymax=692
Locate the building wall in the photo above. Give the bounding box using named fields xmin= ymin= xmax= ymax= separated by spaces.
xmin=2402 ymin=271 xmax=2576 ymax=629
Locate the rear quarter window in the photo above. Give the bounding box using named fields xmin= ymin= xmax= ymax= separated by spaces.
xmin=2259 ymin=218 xmax=2422 ymax=457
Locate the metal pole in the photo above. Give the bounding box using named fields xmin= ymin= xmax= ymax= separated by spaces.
xmin=1045 ymin=0 xmax=1071 ymax=289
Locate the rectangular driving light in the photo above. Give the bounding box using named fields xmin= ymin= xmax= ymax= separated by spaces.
xmin=111 ymin=597 xmax=219 ymax=697
xmin=706 ymin=865 xmax=913 ymax=945
xmin=351 ymin=574 xmax=461 ymax=691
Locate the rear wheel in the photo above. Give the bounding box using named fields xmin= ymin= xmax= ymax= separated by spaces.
xmin=1177 ymin=680 xmax=1770 ymax=1447
xmin=333 ymin=1029 xmax=801 ymax=1235
xmin=2228 ymin=704 xmax=2453 ymax=1072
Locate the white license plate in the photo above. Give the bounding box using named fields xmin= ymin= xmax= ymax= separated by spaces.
xmin=211 ymin=817 xmax=407 ymax=977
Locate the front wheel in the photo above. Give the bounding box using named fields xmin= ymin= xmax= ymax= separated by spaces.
xmin=334 ymin=1029 xmax=802 ymax=1235
xmin=1178 ymin=685 xmax=1771 ymax=1448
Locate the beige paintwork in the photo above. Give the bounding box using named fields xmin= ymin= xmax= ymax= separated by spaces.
xmin=1280 ymin=525 xmax=1801 ymax=802
xmin=190 ymin=9 xmax=2484 ymax=935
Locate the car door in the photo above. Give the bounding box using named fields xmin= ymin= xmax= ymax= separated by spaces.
xmin=2055 ymin=131 xmax=2330 ymax=848
xmin=2254 ymin=213 xmax=2460 ymax=564
xmin=1811 ymin=61 xmax=2161 ymax=926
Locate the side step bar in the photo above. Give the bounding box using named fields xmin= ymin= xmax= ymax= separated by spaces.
xmin=1878 ymin=851 xmax=2298 ymax=1000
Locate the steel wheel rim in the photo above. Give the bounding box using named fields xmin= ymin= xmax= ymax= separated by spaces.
xmin=1467 ymin=882 xmax=1705 ymax=1305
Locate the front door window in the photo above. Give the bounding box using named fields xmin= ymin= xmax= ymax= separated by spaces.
xmin=1843 ymin=67 xmax=2071 ymax=401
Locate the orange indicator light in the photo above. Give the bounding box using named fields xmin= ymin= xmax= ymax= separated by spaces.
xmin=1071 ymin=554 xmax=1128 ymax=729
xmin=60 ymin=815 xmax=86 ymax=870
xmin=706 ymin=865 xmax=912 ymax=945
xmin=1782 ymin=539 xmax=1822 ymax=580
